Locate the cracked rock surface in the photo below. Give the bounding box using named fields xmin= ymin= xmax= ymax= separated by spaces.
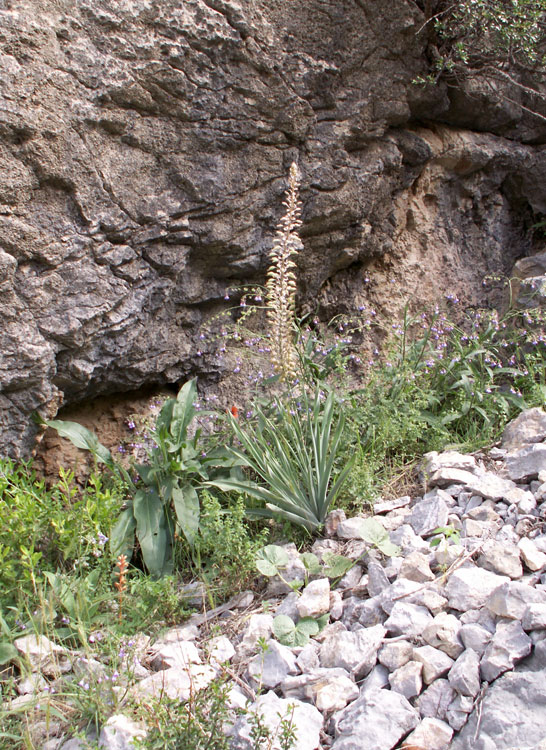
xmin=2 ymin=0 xmax=546 ymax=456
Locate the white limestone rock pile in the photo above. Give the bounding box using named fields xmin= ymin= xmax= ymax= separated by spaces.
xmin=5 ymin=408 xmax=546 ymax=750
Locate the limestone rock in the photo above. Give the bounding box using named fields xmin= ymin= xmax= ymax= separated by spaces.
xmin=402 ymin=717 xmax=454 ymax=750
xmin=388 ymin=660 xmax=423 ymax=700
xmin=98 ymin=715 xmax=147 ymax=749
xmin=408 ymin=492 xmax=450 ymax=537
xmin=446 ymin=567 xmax=509 ymax=611
xmin=422 ymin=612 xmax=464 ymax=659
xmin=505 ymin=444 xmax=546 ymax=483
xmin=297 ymin=578 xmax=331 ymax=618
xmin=248 ymin=639 xmax=298 ymax=690
xmin=416 ymin=678 xmax=457 ymax=722
xmin=502 ymin=408 xmax=546 ymax=452
xmin=413 ymin=645 xmax=454 ymax=685
xmin=130 ymin=664 xmax=216 ymax=702
xmin=448 ymin=648 xmax=481 ymax=698
xmin=451 ymin=644 xmax=546 ymax=749
xmin=378 ymin=640 xmax=414 ymax=671
xmin=480 ymin=621 xmax=532 ymax=682
xmin=319 ymin=624 xmax=385 ymax=678
xmin=384 ymin=602 xmax=433 ymax=638
xmin=518 ymin=537 xmax=546 ymax=571
xmin=478 ymin=539 xmax=522 ymax=579
xmin=230 ymin=691 xmax=322 ymax=750
xmin=486 ymin=581 xmax=546 ymax=619
xmin=332 ymin=688 xmax=419 ymax=750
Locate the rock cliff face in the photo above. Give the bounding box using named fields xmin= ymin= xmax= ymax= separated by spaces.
xmin=1 ymin=0 xmax=545 ymax=457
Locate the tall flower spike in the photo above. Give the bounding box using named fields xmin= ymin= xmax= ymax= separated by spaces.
xmin=266 ymin=163 xmax=302 ymax=381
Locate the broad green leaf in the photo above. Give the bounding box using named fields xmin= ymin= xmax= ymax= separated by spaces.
xmin=315 ymin=613 xmax=329 ymax=631
xmin=273 ymin=614 xmax=297 ymax=645
xmin=355 ymin=517 xmax=389 ymax=546
xmin=133 ymin=489 xmax=173 ymax=578
xmin=273 ymin=615 xmax=320 ymax=647
xmin=0 ymin=642 xmax=18 ymax=665
xmin=255 ymin=545 xmax=290 ymax=577
xmin=41 ymin=419 xmax=114 ymax=468
xmin=376 ymin=539 xmax=401 ymax=557
xmin=172 ymin=484 xmax=200 ymax=547
xmin=296 ymin=617 xmax=320 ymax=638
xmin=300 ymin=552 xmax=321 ymax=576
xmin=322 ymin=552 xmax=354 ymax=580
xmin=170 ymin=379 xmax=197 ymax=446
xmin=110 ymin=504 xmax=137 ymax=561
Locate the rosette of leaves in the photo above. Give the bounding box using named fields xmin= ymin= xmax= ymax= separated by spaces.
xmin=39 ymin=380 xmax=236 ymax=578
xmin=207 ymin=388 xmax=354 ymax=533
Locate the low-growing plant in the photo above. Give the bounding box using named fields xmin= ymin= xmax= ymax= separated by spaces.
xmin=0 ymin=460 xmax=119 ymax=618
xmin=208 ymin=388 xmax=354 ymax=533
xmin=41 ymin=379 xmax=239 ymax=578
xmin=134 ymin=677 xmax=233 ymax=750
xmin=256 ymin=520 xmax=400 ymax=646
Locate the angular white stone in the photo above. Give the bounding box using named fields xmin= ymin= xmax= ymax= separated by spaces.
xmin=518 ymin=537 xmax=546 ymax=571
xmin=248 ymin=639 xmax=298 ymax=690
xmin=336 ymin=516 xmax=371 ymax=540
xmin=14 ymin=635 xmax=72 ymax=677
xmin=501 ymin=407 xmax=546 ymax=452
xmin=522 ymin=603 xmax=546 ymax=630
xmin=445 ymin=693 xmax=474 ymax=731
xmin=486 ymin=580 xmax=546 ymax=619
xmin=130 ymin=664 xmax=216 ymax=702
xmin=297 ymin=578 xmax=331 ymax=618
xmin=388 ymin=659 xmax=423 ymax=700
xmin=459 ymin=623 xmax=492 ymax=656
xmin=421 ymin=451 xmax=478 ymax=475
xmin=378 ymin=640 xmax=414 ymax=671
xmin=478 ymin=539 xmax=522 ymax=579
xmin=207 ymin=635 xmax=235 ymax=666
xmin=408 ymin=492 xmax=449 ymax=537
xmin=235 ymin=614 xmax=274 ymax=661
xmin=384 ymin=602 xmax=433 ymax=638
xmin=416 ymin=679 xmax=456 ymax=721
xmin=98 ymin=714 xmax=147 ymax=749
xmin=319 ymin=624 xmax=385 ymax=678
xmin=332 ymin=688 xmax=419 ymax=750
xmin=448 ymin=648 xmax=481 ymax=697
xmin=148 ymin=640 xmax=201 ymax=671
xmin=446 ymin=567 xmax=509 ymax=611
xmin=422 ymin=612 xmax=464 ymax=659
xmin=480 ymin=621 xmax=532 ymax=682
xmin=229 ymin=691 xmax=323 ymax=750
xmin=399 ymin=550 xmax=435 ymax=582
xmin=505 ymin=443 xmax=546 ymax=483
xmin=413 ymin=645 xmax=454 ymax=684
xmin=282 ymin=668 xmax=358 ymax=712
xmin=403 ymin=717 xmax=454 ymax=750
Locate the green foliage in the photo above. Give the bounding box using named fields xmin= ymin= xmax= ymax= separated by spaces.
xmin=430 ymin=525 xmax=462 ymax=547
xmin=415 ymin=0 xmax=546 ymax=99
xmin=188 ymin=491 xmax=269 ymax=597
xmin=134 ymin=678 xmax=232 ymax=750
xmin=0 ymin=461 xmax=120 ymax=615
xmin=272 ymin=614 xmax=325 ymax=647
xmin=341 ymin=302 xmax=545 ymax=510
xmin=208 ymin=389 xmax=354 ymax=533
xmin=44 ymin=379 xmax=238 ymax=578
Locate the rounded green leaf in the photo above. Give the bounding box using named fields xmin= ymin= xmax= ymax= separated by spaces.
xmin=296 ymin=617 xmax=320 ymax=637
xmin=273 ymin=614 xmax=297 ymax=646
xmin=256 ymin=559 xmax=279 ymax=577
xmin=300 ymin=552 xmax=321 ymax=575
xmin=255 ymin=545 xmax=290 ymax=578
xmin=355 ymin=518 xmax=389 ymax=546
